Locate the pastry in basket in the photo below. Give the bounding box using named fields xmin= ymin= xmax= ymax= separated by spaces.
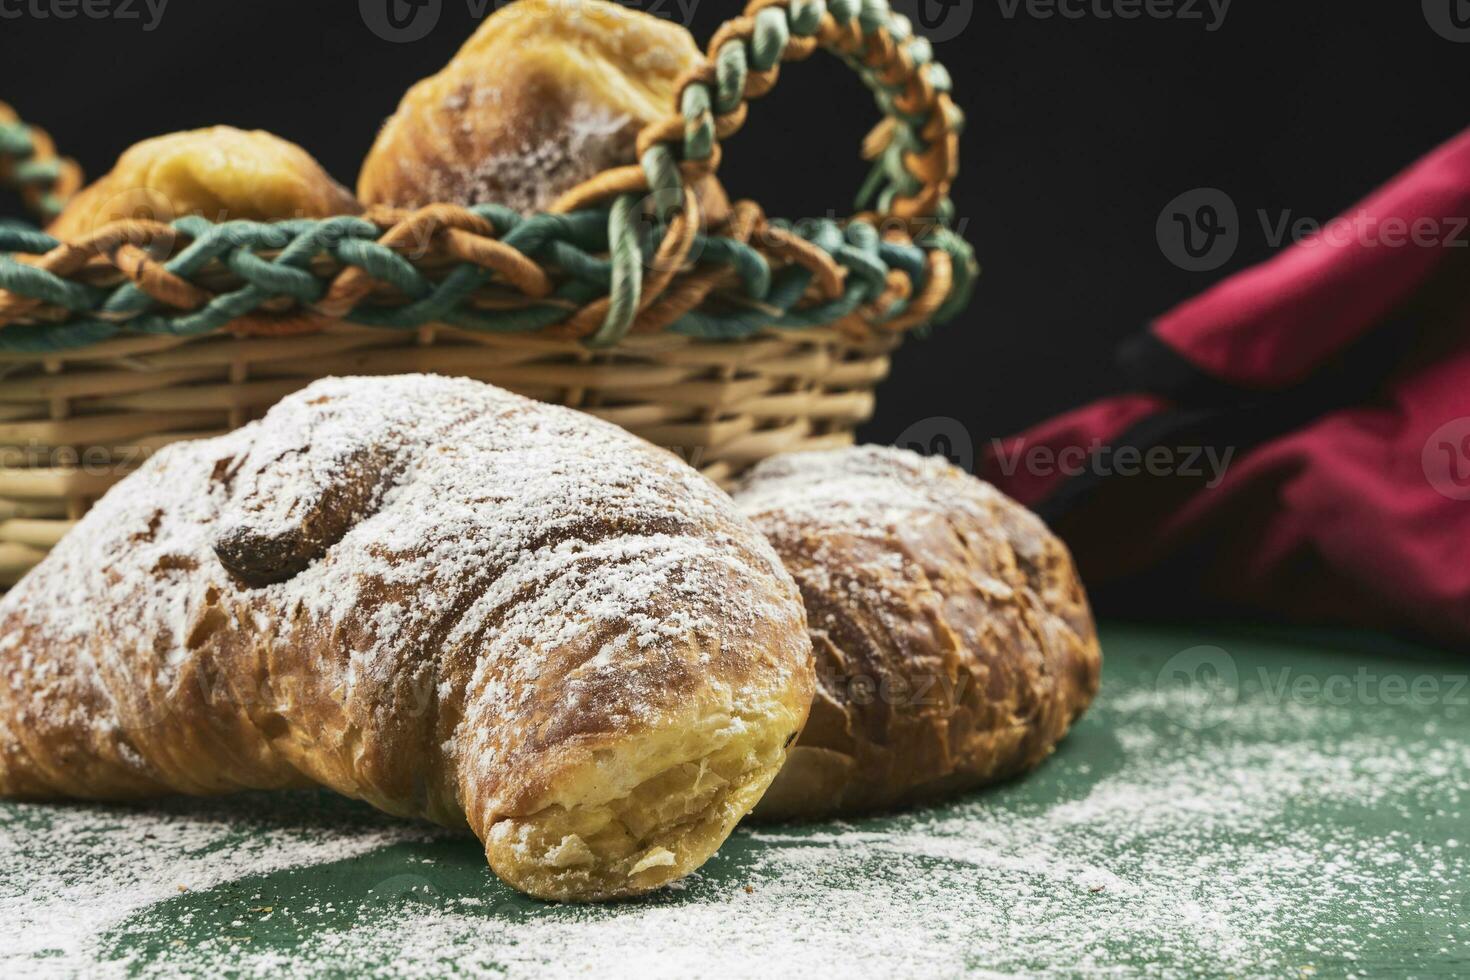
xmin=358 ymin=0 xmax=704 ymax=215
xmin=733 ymin=446 xmax=1102 ymax=819
xmin=47 ymin=126 xmax=360 ymax=241
xmin=0 ymin=375 xmax=814 ymax=902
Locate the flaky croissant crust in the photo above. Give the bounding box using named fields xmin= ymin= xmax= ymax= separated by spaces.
xmin=735 ymin=447 xmax=1102 ymax=819
xmin=0 ymin=375 xmax=813 ymax=900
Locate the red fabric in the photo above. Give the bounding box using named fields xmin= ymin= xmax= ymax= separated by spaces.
xmin=1156 ymin=128 xmax=1470 ymax=389
xmin=985 ymin=394 xmax=1167 ymax=508
xmin=979 ymin=129 xmax=1470 ymax=645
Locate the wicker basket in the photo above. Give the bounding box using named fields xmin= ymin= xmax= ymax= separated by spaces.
xmin=0 ymin=0 xmax=974 ymax=585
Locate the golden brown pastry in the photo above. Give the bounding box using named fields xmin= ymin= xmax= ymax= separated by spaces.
xmin=358 ymin=0 xmax=703 ymax=215
xmin=48 ymin=127 xmax=360 ymax=241
xmin=732 ymin=446 xmax=1101 ymax=819
xmin=0 ymin=375 xmax=813 ymax=901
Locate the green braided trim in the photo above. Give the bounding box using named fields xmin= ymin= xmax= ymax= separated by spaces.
xmin=0 ymin=203 xmax=977 ymax=354
xmin=664 ymin=0 xmax=963 ymax=224
xmin=0 ymin=0 xmax=978 ymax=353
xmin=0 ymin=119 xmax=69 ymax=222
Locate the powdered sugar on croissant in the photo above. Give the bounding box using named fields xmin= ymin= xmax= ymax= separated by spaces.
xmin=0 ymin=375 xmax=813 ymax=901
xmin=734 ymin=446 xmax=1101 ymax=819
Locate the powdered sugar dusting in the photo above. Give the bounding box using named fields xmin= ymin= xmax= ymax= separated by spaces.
xmin=319 ymin=709 xmax=1462 ymax=979
xmin=733 ymin=445 xmax=1055 ymax=634
xmin=8 ymin=628 xmax=1465 ymax=976
xmin=734 ymin=445 xmax=1030 ymax=540
xmin=432 ymin=94 xmax=637 ymax=215
xmin=1 ymin=374 xmax=804 ymax=812
xmin=0 ymin=792 xmax=434 ymax=977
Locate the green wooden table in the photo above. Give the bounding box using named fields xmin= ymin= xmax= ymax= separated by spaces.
xmin=4 ymin=623 xmax=1468 ymax=978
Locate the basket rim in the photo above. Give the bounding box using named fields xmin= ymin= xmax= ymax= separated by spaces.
xmin=0 ymin=0 xmax=976 ymax=355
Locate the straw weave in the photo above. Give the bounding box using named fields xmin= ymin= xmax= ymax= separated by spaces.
xmin=0 ymin=0 xmax=968 ymax=583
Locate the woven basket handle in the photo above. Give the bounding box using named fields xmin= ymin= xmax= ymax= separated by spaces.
xmin=554 ymin=0 xmax=963 ymax=228
xmin=0 ymin=102 xmax=82 ymax=227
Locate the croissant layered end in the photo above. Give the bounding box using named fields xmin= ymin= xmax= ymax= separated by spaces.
xmin=0 ymin=375 xmax=819 ymax=901
xmin=483 ymin=691 xmax=806 ymax=902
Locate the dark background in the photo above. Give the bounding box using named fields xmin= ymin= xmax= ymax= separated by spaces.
xmin=2 ymin=0 xmax=1465 ymax=444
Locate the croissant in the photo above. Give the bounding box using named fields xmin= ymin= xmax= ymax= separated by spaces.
xmin=48 ymin=126 xmax=360 ymax=242
xmin=358 ymin=0 xmax=704 ymax=215
xmin=0 ymin=375 xmax=813 ymax=901
xmin=732 ymin=447 xmax=1101 ymax=819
